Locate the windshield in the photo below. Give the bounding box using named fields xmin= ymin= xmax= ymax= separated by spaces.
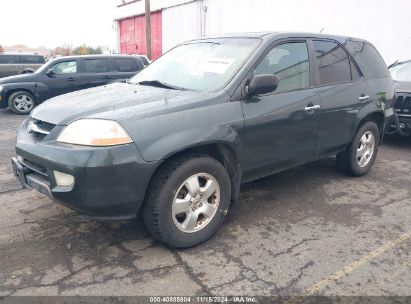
xmin=130 ymin=38 xmax=261 ymax=92
xmin=390 ymin=61 xmax=411 ymax=81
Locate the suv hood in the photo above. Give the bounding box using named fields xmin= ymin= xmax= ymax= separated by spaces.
xmin=0 ymin=73 xmax=37 ymax=84
xmin=31 ymin=82 xmax=217 ymax=125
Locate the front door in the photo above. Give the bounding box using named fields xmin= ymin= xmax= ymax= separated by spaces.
xmin=37 ymin=60 xmax=78 ymax=101
xmin=241 ymin=41 xmax=321 ymax=181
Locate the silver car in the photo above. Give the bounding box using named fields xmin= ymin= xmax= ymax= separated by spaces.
xmin=0 ymin=54 xmax=45 ymax=78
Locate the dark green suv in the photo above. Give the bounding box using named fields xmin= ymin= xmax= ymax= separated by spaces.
xmin=12 ymin=32 xmax=395 ymax=248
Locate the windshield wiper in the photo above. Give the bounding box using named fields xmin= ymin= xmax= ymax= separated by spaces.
xmin=138 ymin=80 xmax=187 ymax=91
xmin=388 ymin=60 xmax=399 ymax=69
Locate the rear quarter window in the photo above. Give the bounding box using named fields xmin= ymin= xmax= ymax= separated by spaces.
xmin=139 ymin=56 xmax=149 ymax=66
xmin=345 ymin=40 xmax=389 ymax=79
xmin=114 ymin=58 xmax=143 ymax=72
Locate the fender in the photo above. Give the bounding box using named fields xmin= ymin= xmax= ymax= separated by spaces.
xmin=350 ymin=93 xmax=392 ymax=141
xmin=130 ymin=100 xmax=245 ymax=162
xmin=35 ymin=82 xmax=52 ymax=103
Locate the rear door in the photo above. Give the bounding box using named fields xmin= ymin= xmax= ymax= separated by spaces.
xmin=111 ymin=57 xmax=144 ymax=81
xmin=0 ymin=55 xmax=19 ymax=77
xmin=312 ymin=39 xmax=371 ymax=156
xmin=77 ymin=57 xmax=112 ymax=89
xmin=36 ymin=59 xmax=78 ymax=101
xmin=18 ymin=55 xmax=45 ymax=73
xmin=241 ymin=40 xmax=321 ymax=180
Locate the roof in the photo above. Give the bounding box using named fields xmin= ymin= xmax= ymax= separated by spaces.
xmin=0 ymin=53 xmax=44 ymax=56
xmin=189 ymin=31 xmax=368 ymax=44
xmin=50 ymin=54 xmax=141 ymax=60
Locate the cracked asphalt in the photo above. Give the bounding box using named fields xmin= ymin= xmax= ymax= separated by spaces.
xmin=0 ymin=108 xmax=410 ymax=298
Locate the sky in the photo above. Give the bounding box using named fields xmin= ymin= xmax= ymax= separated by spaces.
xmin=0 ymin=0 xmax=119 ymax=49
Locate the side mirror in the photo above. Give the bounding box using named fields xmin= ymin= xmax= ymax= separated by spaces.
xmin=46 ymin=69 xmax=55 ymax=77
xmin=247 ymin=74 xmax=279 ymax=95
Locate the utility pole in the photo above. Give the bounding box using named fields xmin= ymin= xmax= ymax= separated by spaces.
xmin=145 ymin=0 xmax=152 ymax=60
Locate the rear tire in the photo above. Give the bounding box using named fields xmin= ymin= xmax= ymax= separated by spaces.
xmin=336 ymin=121 xmax=380 ymax=176
xmin=8 ymin=91 xmax=36 ymax=115
xmin=143 ymin=154 xmax=231 ymax=248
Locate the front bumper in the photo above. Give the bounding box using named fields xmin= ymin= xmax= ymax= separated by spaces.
xmin=13 ymin=119 xmax=159 ymax=218
xmin=0 ymin=87 xmax=7 ymax=108
xmin=387 ymin=114 xmax=411 ymax=136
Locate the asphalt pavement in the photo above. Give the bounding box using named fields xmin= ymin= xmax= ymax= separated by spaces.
xmin=0 ymin=108 xmax=410 ymax=300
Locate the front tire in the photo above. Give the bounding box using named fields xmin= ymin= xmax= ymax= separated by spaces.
xmin=337 ymin=121 xmax=380 ymax=176
xmin=8 ymin=91 xmax=36 ymax=114
xmin=143 ymin=155 xmax=231 ymax=248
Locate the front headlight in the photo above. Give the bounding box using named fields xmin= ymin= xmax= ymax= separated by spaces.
xmin=57 ymin=119 xmax=133 ymax=146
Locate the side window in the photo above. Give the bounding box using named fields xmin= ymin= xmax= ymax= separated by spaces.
xmin=20 ymin=55 xmax=45 ymax=64
xmin=84 ymin=58 xmax=109 ymax=73
xmin=114 ymin=58 xmax=142 ymax=72
xmin=50 ymin=61 xmax=77 ymax=74
xmin=255 ymin=42 xmax=310 ymax=93
xmin=313 ymin=40 xmax=351 ymax=85
xmin=0 ymin=55 xmax=18 ymax=64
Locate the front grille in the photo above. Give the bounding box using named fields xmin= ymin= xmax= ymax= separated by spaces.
xmin=27 ymin=119 xmax=56 ymax=141
xmin=394 ymin=94 xmax=411 ymax=115
xmin=36 ymin=120 xmax=55 ymax=132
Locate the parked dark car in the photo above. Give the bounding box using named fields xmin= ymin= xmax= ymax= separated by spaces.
xmin=0 ymin=53 xmax=45 ymax=78
xmin=389 ymin=59 xmax=411 ymax=136
xmin=0 ymin=55 xmax=145 ymax=114
xmin=12 ymin=33 xmax=394 ymax=248
xmin=134 ymin=54 xmax=151 ymax=66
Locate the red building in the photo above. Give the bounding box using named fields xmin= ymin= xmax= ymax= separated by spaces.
xmin=116 ymin=1 xmax=163 ymax=60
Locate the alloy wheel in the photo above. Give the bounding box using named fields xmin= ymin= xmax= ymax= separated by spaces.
xmin=13 ymin=94 xmax=34 ymax=113
xmin=172 ymin=173 xmax=220 ymax=233
xmin=356 ymin=131 xmax=375 ymax=167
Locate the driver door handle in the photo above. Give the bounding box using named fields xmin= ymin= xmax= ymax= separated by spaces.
xmin=305 ymin=104 xmax=321 ymax=112
xmin=67 ymin=77 xmax=76 ymax=81
xmin=358 ymin=95 xmax=370 ymax=101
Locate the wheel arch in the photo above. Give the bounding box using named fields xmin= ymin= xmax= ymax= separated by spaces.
xmin=355 ymin=111 xmax=385 ymax=141
xmin=145 ymin=142 xmax=242 ymax=206
xmin=6 ymin=88 xmax=37 ymax=105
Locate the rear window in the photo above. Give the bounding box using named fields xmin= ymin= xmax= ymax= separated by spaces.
xmin=19 ymin=55 xmax=45 ymax=64
xmin=114 ymin=58 xmax=143 ymax=72
xmin=0 ymin=55 xmax=18 ymax=64
xmin=84 ymin=58 xmax=110 ymax=73
xmin=139 ymin=56 xmax=149 ymax=66
xmin=345 ymin=40 xmax=389 ymax=78
xmin=313 ymin=40 xmax=352 ymax=85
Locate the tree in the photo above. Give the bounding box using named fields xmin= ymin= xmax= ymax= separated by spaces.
xmin=0 ymin=45 xmax=4 ymax=53
xmin=73 ymin=44 xmax=103 ymax=55
xmin=53 ymin=44 xmax=73 ymax=56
